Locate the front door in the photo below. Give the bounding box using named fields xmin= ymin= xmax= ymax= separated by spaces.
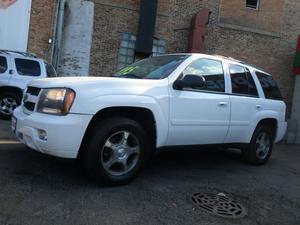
xmin=168 ymin=58 xmax=231 ymax=145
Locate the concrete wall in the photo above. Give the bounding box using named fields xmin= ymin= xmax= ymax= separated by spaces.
xmin=288 ymin=76 xmax=300 ymax=144
xmin=57 ymin=0 xmax=94 ymax=76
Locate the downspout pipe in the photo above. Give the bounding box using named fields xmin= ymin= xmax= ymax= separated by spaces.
xmin=52 ymin=0 xmax=66 ymax=70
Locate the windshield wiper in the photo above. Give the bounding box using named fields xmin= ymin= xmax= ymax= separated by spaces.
xmin=112 ymin=73 xmax=142 ymax=79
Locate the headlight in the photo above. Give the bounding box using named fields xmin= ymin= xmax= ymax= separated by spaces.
xmin=37 ymin=88 xmax=76 ymax=115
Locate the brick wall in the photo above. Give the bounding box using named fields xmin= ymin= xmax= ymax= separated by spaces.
xmin=89 ymin=0 xmax=298 ymax=113
xmin=204 ymin=0 xmax=297 ymax=114
xmin=27 ymin=0 xmax=58 ymax=62
xmin=90 ymin=0 xmax=171 ymax=76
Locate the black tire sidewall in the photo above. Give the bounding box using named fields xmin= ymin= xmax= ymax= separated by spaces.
xmin=243 ymin=125 xmax=274 ymax=165
xmin=83 ymin=117 xmax=150 ymax=185
xmin=0 ymin=92 xmax=21 ymax=119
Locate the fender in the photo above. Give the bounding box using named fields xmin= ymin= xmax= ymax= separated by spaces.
xmin=245 ymin=110 xmax=280 ymax=143
xmin=71 ymin=94 xmax=169 ymax=148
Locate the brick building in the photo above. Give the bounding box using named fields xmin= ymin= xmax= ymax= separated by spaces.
xmin=3 ymin=0 xmax=300 ymax=142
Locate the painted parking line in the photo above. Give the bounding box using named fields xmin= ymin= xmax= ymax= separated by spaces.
xmin=0 ymin=140 xmax=21 ymax=144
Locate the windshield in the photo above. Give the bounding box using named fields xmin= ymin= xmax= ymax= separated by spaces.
xmin=113 ymin=55 xmax=189 ymax=79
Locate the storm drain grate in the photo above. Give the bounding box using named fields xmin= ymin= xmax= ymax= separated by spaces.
xmin=191 ymin=192 xmax=247 ymax=219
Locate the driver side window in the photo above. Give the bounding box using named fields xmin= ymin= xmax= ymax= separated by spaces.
xmin=182 ymin=58 xmax=225 ymax=92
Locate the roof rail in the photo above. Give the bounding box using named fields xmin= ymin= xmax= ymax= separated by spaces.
xmin=0 ymin=49 xmax=37 ymax=58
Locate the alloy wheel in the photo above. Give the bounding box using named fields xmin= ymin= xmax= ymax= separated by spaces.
xmin=0 ymin=97 xmax=17 ymax=116
xmin=255 ymin=132 xmax=271 ymax=160
xmin=101 ymin=131 xmax=140 ymax=176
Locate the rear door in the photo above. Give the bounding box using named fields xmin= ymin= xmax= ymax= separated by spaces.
xmin=225 ymin=63 xmax=263 ymax=143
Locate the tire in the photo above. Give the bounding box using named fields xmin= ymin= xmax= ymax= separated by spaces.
xmin=82 ymin=117 xmax=151 ymax=186
xmin=242 ymin=125 xmax=275 ymax=165
xmin=0 ymin=92 xmax=21 ymax=120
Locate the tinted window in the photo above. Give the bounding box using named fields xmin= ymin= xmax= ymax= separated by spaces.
xmin=182 ymin=58 xmax=225 ymax=92
xmin=15 ymin=58 xmax=41 ymax=76
xmin=0 ymin=56 xmax=7 ymax=73
xmin=246 ymin=70 xmax=259 ymax=96
xmin=256 ymin=72 xmax=283 ymax=100
xmin=230 ymin=64 xmax=258 ymax=97
xmin=45 ymin=62 xmax=57 ymax=77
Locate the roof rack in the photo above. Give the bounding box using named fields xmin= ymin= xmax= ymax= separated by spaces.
xmin=0 ymin=49 xmax=37 ymax=58
xmin=213 ymin=54 xmax=268 ymax=73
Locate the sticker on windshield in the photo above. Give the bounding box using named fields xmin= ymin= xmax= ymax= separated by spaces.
xmin=118 ymin=66 xmax=139 ymax=75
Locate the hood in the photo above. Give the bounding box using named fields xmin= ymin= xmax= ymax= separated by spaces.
xmin=28 ymin=76 xmax=167 ymax=96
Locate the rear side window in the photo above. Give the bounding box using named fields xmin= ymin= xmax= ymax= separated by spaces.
xmin=0 ymin=56 xmax=8 ymax=73
xmin=45 ymin=62 xmax=57 ymax=77
xmin=229 ymin=64 xmax=258 ymax=97
xmin=15 ymin=58 xmax=41 ymax=76
xmin=256 ymin=72 xmax=283 ymax=100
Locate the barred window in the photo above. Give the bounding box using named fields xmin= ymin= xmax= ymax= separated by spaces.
xmin=117 ymin=33 xmax=136 ymax=70
xmin=117 ymin=33 xmax=167 ymax=70
xmin=152 ymin=39 xmax=166 ymax=56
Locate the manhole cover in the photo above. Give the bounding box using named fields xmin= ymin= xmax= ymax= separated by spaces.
xmin=191 ymin=192 xmax=247 ymax=219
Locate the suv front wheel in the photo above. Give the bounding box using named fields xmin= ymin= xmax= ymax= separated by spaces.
xmin=0 ymin=92 xmax=21 ymax=120
xmin=82 ymin=117 xmax=151 ymax=186
xmin=242 ymin=125 xmax=274 ymax=165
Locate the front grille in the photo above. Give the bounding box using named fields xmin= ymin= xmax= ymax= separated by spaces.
xmin=24 ymin=102 xmax=35 ymax=111
xmin=27 ymin=87 xmax=41 ymax=96
xmin=23 ymin=86 xmax=41 ymax=112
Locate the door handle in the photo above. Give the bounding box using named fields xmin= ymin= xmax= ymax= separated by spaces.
xmin=219 ymin=102 xmax=228 ymax=107
xmin=256 ymin=105 xmax=261 ymax=109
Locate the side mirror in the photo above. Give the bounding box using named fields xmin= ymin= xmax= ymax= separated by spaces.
xmin=173 ymin=74 xmax=206 ymax=90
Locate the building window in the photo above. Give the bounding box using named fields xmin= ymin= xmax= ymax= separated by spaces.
xmin=117 ymin=33 xmax=136 ymax=70
xmin=152 ymin=39 xmax=166 ymax=56
xmin=117 ymin=33 xmax=167 ymax=69
xmin=246 ymin=0 xmax=259 ymax=9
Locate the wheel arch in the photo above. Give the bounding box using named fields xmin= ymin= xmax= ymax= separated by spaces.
xmin=0 ymin=86 xmax=23 ymax=98
xmin=250 ymin=118 xmax=278 ymax=142
xmin=255 ymin=118 xmax=277 ymax=138
xmin=78 ymin=106 xmax=158 ymax=159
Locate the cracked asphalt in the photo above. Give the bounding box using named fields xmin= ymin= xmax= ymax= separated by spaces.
xmin=0 ymin=120 xmax=300 ymax=225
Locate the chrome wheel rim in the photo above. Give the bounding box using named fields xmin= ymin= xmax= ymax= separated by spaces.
xmin=256 ymin=132 xmax=271 ymax=160
xmin=0 ymin=97 xmax=17 ymax=116
xmin=101 ymin=131 xmax=140 ymax=176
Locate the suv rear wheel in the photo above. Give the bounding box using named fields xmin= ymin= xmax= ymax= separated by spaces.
xmin=82 ymin=117 xmax=150 ymax=186
xmin=0 ymin=92 xmax=21 ymax=119
xmin=242 ymin=125 xmax=274 ymax=165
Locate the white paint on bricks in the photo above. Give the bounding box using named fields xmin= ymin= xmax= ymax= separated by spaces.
xmin=58 ymin=0 xmax=94 ymax=76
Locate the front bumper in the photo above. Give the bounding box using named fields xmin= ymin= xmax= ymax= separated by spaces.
xmin=275 ymin=121 xmax=287 ymax=143
xmin=13 ymin=106 xmax=93 ymax=158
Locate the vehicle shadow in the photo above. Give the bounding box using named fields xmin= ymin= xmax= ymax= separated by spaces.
xmin=2 ymin=144 xmax=246 ymax=189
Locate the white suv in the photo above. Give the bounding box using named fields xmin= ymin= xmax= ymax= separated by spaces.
xmin=12 ymin=54 xmax=287 ymax=185
xmin=0 ymin=50 xmax=57 ymax=119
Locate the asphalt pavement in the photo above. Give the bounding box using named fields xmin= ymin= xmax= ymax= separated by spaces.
xmin=0 ymin=119 xmax=300 ymax=225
